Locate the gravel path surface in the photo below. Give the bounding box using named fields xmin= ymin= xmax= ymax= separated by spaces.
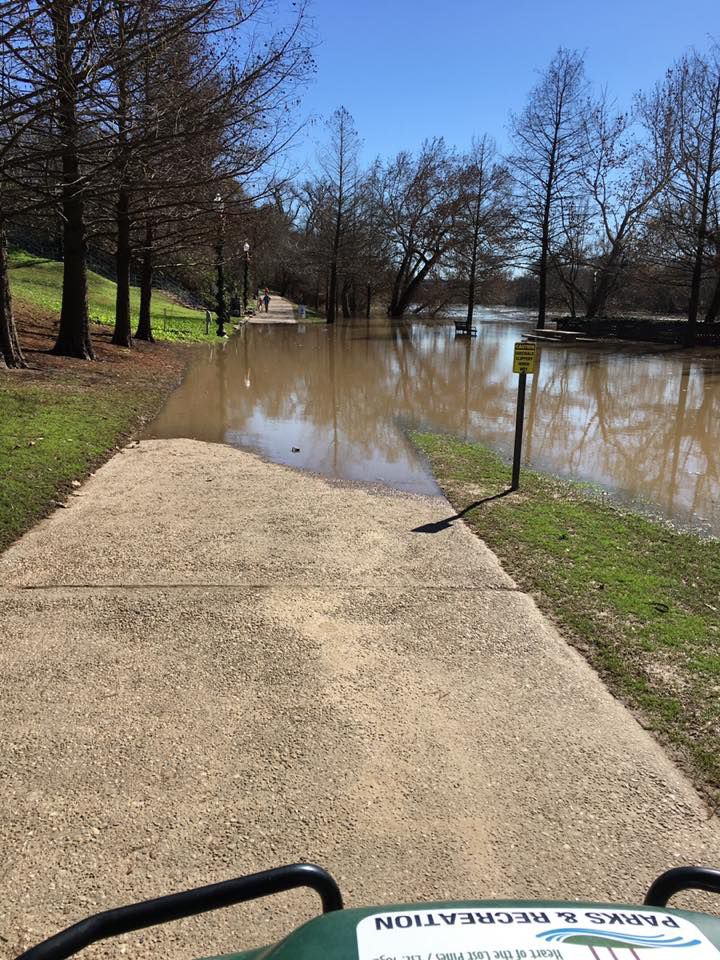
xmin=2 ymin=439 xmax=719 ymax=959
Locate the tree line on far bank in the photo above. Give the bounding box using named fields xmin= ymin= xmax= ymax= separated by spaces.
xmin=0 ymin=0 xmax=312 ymax=368
xmin=258 ymin=44 xmax=720 ymax=348
xmin=2 ymin=15 xmax=720 ymax=370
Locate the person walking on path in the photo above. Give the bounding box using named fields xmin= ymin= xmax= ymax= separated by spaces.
xmin=263 ymin=290 xmax=270 ymax=313
xmin=246 ymin=295 xmax=297 ymax=324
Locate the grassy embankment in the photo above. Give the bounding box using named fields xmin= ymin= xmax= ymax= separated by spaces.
xmin=10 ymin=249 xmax=210 ymax=342
xmin=412 ymin=432 xmax=720 ymax=802
xmin=1 ymin=252 xmax=209 ymax=553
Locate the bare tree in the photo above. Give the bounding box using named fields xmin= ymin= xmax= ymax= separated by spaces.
xmin=509 ymin=48 xmax=588 ymax=328
xmin=577 ymin=90 xmax=676 ymax=318
xmin=45 ymin=1 xmax=109 ymax=358
xmin=455 ymin=136 xmax=514 ymax=330
xmin=640 ymin=50 xmax=720 ymax=342
xmin=548 ymin=195 xmax=593 ymax=316
xmin=704 ymin=233 xmax=720 ymax=321
xmin=676 ymin=48 xmax=720 ymax=343
xmin=0 ymin=4 xmax=39 ymax=368
xmin=128 ymin=0 xmax=312 ymax=340
xmin=352 ymin=161 xmax=390 ymax=318
xmin=316 ymin=107 xmax=359 ymax=322
xmin=380 ymin=138 xmax=462 ymax=318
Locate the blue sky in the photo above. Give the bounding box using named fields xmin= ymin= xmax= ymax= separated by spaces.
xmin=292 ymin=0 xmax=718 ymax=167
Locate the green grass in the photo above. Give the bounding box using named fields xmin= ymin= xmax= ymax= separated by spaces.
xmin=412 ymin=431 xmax=720 ymax=799
xmin=0 ymin=383 xmax=166 ymax=553
xmin=289 ymin=300 xmax=325 ymax=322
xmin=9 ymin=249 xmax=212 ymax=343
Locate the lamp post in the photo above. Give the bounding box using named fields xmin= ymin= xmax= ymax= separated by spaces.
xmin=214 ymin=193 xmax=227 ymax=337
xmin=242 ymin=241 xmax=250 ymax=314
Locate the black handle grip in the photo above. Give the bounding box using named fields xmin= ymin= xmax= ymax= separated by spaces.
xmin=645 ymin=866 xmax=720 ymax=907
xmin=16 ymin=862 xmax=343 ymax=960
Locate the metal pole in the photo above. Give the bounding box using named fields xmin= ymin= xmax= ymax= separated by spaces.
xmin=511 ymin=372 xmax=527 ymax=491
xmin=216 ymin=238 xmax=225 ymax=337
xmin=243 ymin=253 xmax=249 ymax=314
xmin=215 ymin=202 xmax=226 ymax=336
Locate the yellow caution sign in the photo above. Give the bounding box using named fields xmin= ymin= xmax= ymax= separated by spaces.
xmin=513 ymin=342 xmax=536 ymax=375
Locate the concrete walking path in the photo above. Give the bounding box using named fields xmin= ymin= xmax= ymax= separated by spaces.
xmin=1 ymin=439 xmax=719 ymax=958
xmin=247 ymin=295 xmax=296 ymax=324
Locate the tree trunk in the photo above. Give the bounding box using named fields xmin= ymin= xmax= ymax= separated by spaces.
xmin=686 ymin=87 xmax=719 ymax=346
xmin=112 ymin=2 xmax=132 ymax=348
xmin=390 ymin=274 xmax=424 ymax=318
xmin=389 ymin=253 xmax=439 ymax=318
xmin=341 ymin=280 xmax=353 ymax=318
xmin=388 ymin=250 xmax=411 ymax=317
xmin=687 ymin=220 xmax=710 ymax=345
xmin=537 ymin=145 xmax=557 ymax=331
xmin=327 ymin=259 xmax=337 ymax=323
xmin=0 ymin=223 xmax=26 ymax=369
xmin=537 ymin=178 xmax=553 ymax=330
xmin=466 ymin=275 xmax=476 ymax=332
xmin=585 ymin=227 xmax=631 ymax=318
xmin=53 ymin=189 xmax=93 ymax=359
xmin=326 ymin=144 xmax=345 ymax=323
xmin=135 ymin=221 xmax=154 ymax=341
xmin=51 ymin=3 xmax=94 ymax=360
xmin=112 ymin=186 xmax=132 ymax=346
xmin=586 ymin=269 xmax=613 ymax=319
xmin=704 ymin=273 xmax=720 ymax=322
xmin=365 ymin=282 xmax=371 ymax=319
xmin=327 ymin=201 xmax=341 ymax=323
xmin=466 ymin=169 xmax=484 ymax=332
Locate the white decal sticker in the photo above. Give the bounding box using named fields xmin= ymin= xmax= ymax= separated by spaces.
xmin=356 ymin=906 xmax=720 ymax=960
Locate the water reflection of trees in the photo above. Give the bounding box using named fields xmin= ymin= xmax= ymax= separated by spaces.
xmin=528 ymin=351 xmax=720 ymax=525
xmin=148 ymin=321 xmax=720 ymax=531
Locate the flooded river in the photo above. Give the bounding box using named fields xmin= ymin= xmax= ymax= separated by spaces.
xmin=146 ymin=310 xmax=720 ymax=536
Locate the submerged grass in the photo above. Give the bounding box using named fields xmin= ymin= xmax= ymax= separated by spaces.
xmin=412 ymin=431 xmax=720 ymax=800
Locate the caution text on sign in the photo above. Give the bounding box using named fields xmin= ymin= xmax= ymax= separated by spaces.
xmin=513 ymin=342 xmax=536 ymax=374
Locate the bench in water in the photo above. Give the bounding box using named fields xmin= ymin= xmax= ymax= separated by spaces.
xmin=454 ymin=319 xmax=477 ymax=336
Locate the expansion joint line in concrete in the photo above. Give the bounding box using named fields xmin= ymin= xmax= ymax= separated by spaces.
xmin=0 ymin=583 xmax=522 ymax=593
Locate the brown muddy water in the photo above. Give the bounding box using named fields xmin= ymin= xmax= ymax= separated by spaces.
xmin=145 ymin=309 xmax=720 ymax=536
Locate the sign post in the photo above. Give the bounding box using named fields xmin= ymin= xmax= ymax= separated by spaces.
xmin=511 ymin=342 xmax=536 ymax=490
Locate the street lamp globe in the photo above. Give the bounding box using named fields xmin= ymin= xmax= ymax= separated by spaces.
xmin=243 ymin=241 xmax=250 ymax=253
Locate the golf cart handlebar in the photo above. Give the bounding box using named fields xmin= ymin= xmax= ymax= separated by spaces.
xmin=644 ymin=866 xmax=720 ymax=906
xmin=15 ymin=863 xmax=343 ymax=960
